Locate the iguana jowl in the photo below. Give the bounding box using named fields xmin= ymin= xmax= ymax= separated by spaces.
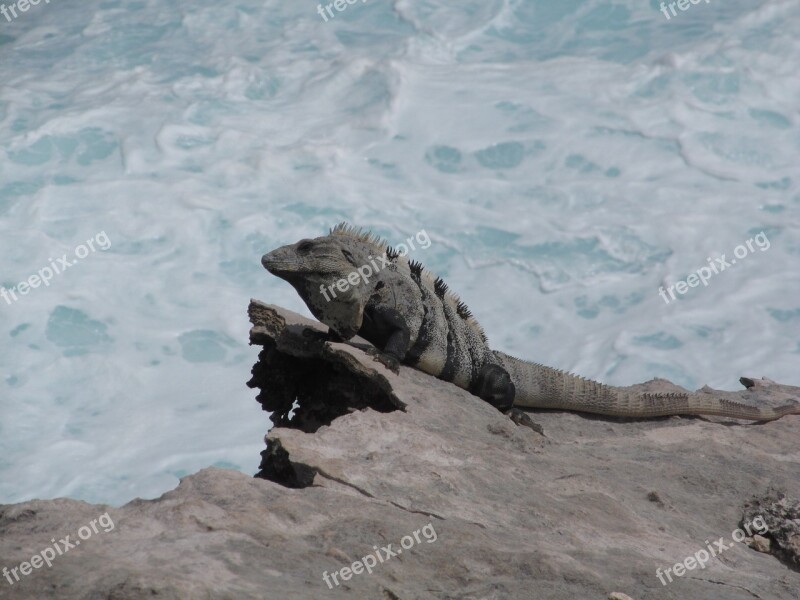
xmin=262 ymin=223 xmax=800 ymax=422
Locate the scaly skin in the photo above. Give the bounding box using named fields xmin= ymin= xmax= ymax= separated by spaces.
xmin=262 ymin=223 xmax=800 ymax=422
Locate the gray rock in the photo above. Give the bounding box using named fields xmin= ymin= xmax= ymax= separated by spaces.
xmin=0 ymin=301 xmax=798 ymax=599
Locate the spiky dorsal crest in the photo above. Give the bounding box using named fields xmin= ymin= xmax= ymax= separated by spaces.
xmin=408 ymin=259 xmax=425 ymax=278
xmin=329 ymin=222 xmax=390 ymax=254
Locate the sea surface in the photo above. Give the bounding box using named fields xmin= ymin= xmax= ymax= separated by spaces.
xmin=1 ymin=0 xmax=798 ymax=506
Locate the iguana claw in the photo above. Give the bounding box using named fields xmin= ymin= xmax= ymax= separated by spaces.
xmin=365 ymin=347 xmax=401 ymax=373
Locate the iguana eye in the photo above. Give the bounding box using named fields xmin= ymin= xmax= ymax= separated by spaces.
xmin=296 ymin=240 xmax=314 ymax=252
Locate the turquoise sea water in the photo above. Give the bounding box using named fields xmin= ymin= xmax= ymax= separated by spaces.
xmin=1 ymin=0 xmax=798 ymax=505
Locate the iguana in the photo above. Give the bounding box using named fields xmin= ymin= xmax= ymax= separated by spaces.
xmin=261 ymin=223 xmax=800 ymax=424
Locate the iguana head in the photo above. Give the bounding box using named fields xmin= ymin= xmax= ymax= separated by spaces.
xmin=262 ymin=225 xmax=386 ymax=339
xmin=262 ymin=235 xmax=356 ymax=279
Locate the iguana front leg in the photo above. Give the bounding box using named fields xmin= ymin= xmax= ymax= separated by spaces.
xmin=359 ymin=304 xmax=411 ymax=374
xmin=301 ymin=307 xmax=408 ymax=373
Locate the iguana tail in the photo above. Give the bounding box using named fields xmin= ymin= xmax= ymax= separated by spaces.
xmin=493 ymin=351 xmax=800 ymax=422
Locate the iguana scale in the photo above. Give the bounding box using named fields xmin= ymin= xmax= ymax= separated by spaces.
xmin=261 ymin=223 xmax=800 ymax=422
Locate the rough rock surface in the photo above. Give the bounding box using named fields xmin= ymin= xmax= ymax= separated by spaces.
xmin=742 ymin=491 xmax=800 ymax=570
xmin=0 ymin=301 xmax=798 ymax=600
